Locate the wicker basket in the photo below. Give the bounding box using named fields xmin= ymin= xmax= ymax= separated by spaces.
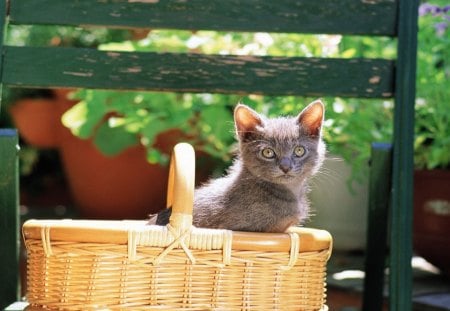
xmin=23 ymin=143 xmax=332 ymax=311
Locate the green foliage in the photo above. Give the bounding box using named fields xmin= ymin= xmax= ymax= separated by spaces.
xmin=414 ymin=2 xmax=450 ymax=169
xmin=63 ymin=90 xmax=238 ymax=164
xmin=323 ymin=98 xmax=394 ymax=182
xmin=6 ymin=25 xmax=130 ymax=48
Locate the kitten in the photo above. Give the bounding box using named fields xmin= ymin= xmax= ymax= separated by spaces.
xmin=152 ymin=100 xmax=326 ymax=233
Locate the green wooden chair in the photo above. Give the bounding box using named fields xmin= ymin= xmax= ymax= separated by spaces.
xmin=0 ymin=1 xmax=418 ymax=310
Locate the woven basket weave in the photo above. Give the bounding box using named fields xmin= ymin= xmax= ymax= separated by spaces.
xmin=23 ymin=143 xmax=332 ymax=310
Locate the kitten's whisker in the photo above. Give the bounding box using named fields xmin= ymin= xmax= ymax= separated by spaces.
xmin=315 ymin=165 xmax=343 ymax=182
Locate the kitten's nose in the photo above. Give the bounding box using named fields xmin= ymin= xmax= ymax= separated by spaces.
xmin=279 ymin=157 xmax=292 ymax=173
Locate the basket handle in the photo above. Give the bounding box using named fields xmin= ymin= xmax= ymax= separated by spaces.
xmin=166 ymin=143 xmax=196 ymax=231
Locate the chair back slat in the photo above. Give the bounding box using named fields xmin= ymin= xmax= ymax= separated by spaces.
xmin=10 ymin=0 xmax=398 ymax=36
xmin=3 ymin=46 xmax=394 ymax=97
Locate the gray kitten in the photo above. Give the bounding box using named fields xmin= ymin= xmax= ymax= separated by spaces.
xmin=152 ymin=100 xmax=325 ymax=233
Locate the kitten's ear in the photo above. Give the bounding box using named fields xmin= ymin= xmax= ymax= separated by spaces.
xmin=234 ymin=104 xmax=263 ymax=139
xmin=297 ymin=100 xmax=324 ymax=137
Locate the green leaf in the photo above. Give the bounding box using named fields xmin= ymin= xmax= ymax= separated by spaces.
xmin=93 ymin=122 xmax=138 ymax=156
xmin=141 ymin=117 xmax=173 ymax=147
xmin=62 ymin=101 xmax=103 ymax=139
xmin=146 ymin=148 xmax=169 ymax=165
xmin=341 ymin=48 xmax=356 ymax=58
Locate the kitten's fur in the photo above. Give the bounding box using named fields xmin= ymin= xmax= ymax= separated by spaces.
xmin=152 ymin=100 xmax=325 ymax=233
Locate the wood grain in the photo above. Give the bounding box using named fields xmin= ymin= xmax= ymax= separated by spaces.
xmin=3 ymin=46 xmax=395 ymax=98
xmin=10 ymin=0 xmax=397 ymax=36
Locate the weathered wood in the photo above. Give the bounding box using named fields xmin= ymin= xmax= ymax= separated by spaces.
xmin=0 ymin=0 xmax=5 ymax=107
xmin=363 ymin=143 xmax=392 ymax=311
xmin=0 ymin=130 xmax=20 ymax=310
xmin=0 ymin=1 xmax=20 ymax=309
xmin=2 ymin=46 xmax=394 ymax=98
xmin=9 ymin=0 xmax=398 ymax=36
xmin=390 ymin=0 xmax=419 ymax=310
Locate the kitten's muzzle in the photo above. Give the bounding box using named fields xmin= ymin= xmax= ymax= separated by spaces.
xmin=279 ymin=157 xmax=293 ymax=173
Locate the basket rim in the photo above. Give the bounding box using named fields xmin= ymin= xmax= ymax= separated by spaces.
xmin=22 ymin=219 xmax=332 ymax=253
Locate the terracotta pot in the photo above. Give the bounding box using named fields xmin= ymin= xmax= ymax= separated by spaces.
xmin=56 ymin=95 xmax=178 ymax=219
xmin=11 ymin=90 xmax=219 ymax=219
xmin=9 ymin=98 xmax=60 ymax=148
xmin=10 ymin=90 xmax=200 ymax=219
xmin=59 ymin=135 xmax=168 ymax=219
xmin=413 ymin=169 xmax=450 ymax=275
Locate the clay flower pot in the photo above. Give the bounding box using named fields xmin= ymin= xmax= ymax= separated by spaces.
xmin=9 ymin=98 xmax=60 ymax=148
xmin=9 ymin=90 xmax=173 ymax=219
xmin=413 ymin=169 xmax=450 ymax=275
xmin=58 ymin=135 xmax=168 ymax=219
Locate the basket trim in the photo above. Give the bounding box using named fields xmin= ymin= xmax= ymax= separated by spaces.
xmin=154 ymin=224 xmax=195 ymax=265
xmin=37 ymin=221 xmax=304 ymax=269
xmin=128 ymin=225 xmax=232 ymax=250
xmin=23 ymin=219 xmax=332 ymax=253
xmin=40 ymin=225 xmax=52 ymax=256
xmin=281 ymin=232 xmax=299 ymax=270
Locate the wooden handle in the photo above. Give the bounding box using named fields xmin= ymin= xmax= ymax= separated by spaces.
xmin=166 ymin=143 xmax=196 ymax=230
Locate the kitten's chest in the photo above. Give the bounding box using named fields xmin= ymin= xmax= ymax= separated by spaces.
xmin=235 ymin=181 xmax=300 ymax=214
xmin=245 ymin=181 xmax=308 ymax=228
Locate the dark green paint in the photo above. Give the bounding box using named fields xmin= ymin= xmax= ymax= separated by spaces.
xmin=10 ymin=0 xmax=397 ymax=36
xmin=0 ymin=0 xmax=5 ymax=115
xmin=0 ymin=130 xmax=20 ymax=310
xmin=0 ymin=1 xmax=20 ymax=308
xmin=3 ymin=46 xmax=395 ymax=98
xmin=390 ymin=0 xmax=419 ymax=310
xmin=363 ymin=143 xmax=392 ymax=311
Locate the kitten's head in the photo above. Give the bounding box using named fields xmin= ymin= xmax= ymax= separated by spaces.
xmin=234 ymin=100 xmax=326 ymax=185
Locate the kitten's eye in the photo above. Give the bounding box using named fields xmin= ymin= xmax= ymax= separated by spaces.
xmin=261 ymin=148 xmax=276 ymax=159
xmin=294 ymin=146 xmax=306 ymax=157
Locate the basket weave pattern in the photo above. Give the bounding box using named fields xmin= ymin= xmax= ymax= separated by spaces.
xmin=23 ymin=144 xmax=332 ymax=310
xmin=25 ymin=225 xmax=329 ymax=310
